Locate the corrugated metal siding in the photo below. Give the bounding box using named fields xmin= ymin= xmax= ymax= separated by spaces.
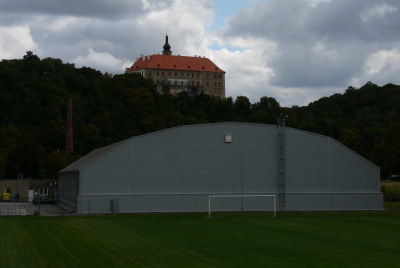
xmin=330 ymin=140 xmax=380 ymax=192
xmin=286 ymin=129 xmax=330 ymax=193
xmin=59 ymin=172 xmax=79 ymax=212
xmin=82 ymin=143 xmax=133 ymax=195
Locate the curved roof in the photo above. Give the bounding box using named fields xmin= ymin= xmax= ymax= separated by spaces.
xmin=126 ymin=54 xmax=225 ymax=73
xmin=59 ymin=122 xmax=379 ymax=173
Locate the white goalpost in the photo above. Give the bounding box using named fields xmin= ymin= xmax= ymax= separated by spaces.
xmin=208 ymin=195 xmax=276 ymax=218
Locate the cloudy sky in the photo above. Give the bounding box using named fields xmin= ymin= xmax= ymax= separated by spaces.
xmin=1 ymin=0 xmax=399 ymax=107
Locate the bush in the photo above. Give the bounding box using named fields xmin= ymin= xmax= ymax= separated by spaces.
xmin=381 ymin=182 xmax=400 ymax=202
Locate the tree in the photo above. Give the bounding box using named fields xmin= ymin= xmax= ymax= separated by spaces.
xmin=5 ymin=135 xmax=45 ymax=178
xmin=234 ymin=96 xmax=251 ymax=121
xmin=371 ymin=123 xmax=400 ymax=180
xmin=340 ymin=128 xmax=364 ymax=155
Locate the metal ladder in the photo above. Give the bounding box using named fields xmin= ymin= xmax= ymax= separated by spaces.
xmin=18 ymin=173 xmax=23 ymax=199
xmin=278 ymin=115 xmax=286 ymax=210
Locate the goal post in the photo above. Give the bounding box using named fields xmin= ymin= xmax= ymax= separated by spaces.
xmin=208 ymin=195 xmax=276 ymax=218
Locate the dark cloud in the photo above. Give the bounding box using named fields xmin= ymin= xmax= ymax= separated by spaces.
xmin=0 ymin=0 xmax=145 ymax=20
xmin=218 ymin=0 xmax=400 ymax=88
xmin=222 ymin=0 xmax=308 ymax=41
xmin=306 ymin=0 xmax=400 ymax=42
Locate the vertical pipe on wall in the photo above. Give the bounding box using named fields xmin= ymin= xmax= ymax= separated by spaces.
xmin=241 ymin=154 xmax=243 ymax=212
xmin=329 ymin=139 xmax=332 ymax=211
xmin=80 ymin=156 xmax=82 ymax=214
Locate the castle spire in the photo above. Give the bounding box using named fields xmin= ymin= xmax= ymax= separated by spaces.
xmin=162 ymin=34 xmax=172 ymax=55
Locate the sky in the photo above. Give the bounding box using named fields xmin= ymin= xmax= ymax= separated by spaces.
xmin=0 ymin=0 xmax=400 ymax=107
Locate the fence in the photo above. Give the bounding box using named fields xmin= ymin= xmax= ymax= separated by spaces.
xmin=0 ymin=202 xmax=36 ymax=216
xmin=0 ymin=197 xmax=44 ymax=216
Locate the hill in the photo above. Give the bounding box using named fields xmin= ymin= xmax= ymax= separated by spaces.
xmin=0 ymin=52 xmax=399 ymax=180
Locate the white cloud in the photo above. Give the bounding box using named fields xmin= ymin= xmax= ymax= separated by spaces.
xmin=0 ymin=25 xmax=38 ymax=59
xmin=137 ymin=0 xmax=214 ymax=56
xmin=361 ymin=4 xmax=398 ymax=22
xmin=307 ymin=0 xmax=331 ymax=8
xmin=49 ymin=16 xmax=79 ymax=32
xmin=205 ymin=45 xmax=276 ymax=103
xmin=351 ymin=48 xmax=400 ymax=87
xmin=72 ymin=48 xmax=133 ymax=73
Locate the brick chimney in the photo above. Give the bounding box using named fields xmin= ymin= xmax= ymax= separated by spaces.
xmin=66 ymin=97 xmax=73 ymax=152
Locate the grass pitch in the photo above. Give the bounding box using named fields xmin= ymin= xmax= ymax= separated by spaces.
xmin=1 ymin=211 xmax=400 ymax=267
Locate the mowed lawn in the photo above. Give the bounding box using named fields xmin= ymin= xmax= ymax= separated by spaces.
xmin=1 ymin=211 xmax=400 ymax=267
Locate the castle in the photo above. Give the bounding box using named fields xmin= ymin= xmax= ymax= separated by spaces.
xmin=125 ymin=35 xmax=225 ymax=97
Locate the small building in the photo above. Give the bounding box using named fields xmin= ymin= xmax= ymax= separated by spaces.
xmin=0 ymin=179 xmax=58 ymax=202
xmin=125 ymin=35 xmax=226 ymax=97
xmin=58 ymin=123 xmax=383 ymax=213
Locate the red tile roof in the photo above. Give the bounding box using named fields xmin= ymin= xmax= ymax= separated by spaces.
xmin=126 ymin=54 xmax=225 ymax=73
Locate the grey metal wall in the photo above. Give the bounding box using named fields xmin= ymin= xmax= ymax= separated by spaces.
xmin=73 ymin=123 xmax=382 ymax=213
xmin=285 ymin=128 xmax=382 ymax=210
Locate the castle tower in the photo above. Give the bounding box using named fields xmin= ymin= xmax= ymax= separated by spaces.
xmin=162 ymin=34 xmax=172 ymax=55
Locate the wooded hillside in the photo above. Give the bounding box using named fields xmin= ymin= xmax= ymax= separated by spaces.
xmin=0 ymin=52 xmax=399 ymax=180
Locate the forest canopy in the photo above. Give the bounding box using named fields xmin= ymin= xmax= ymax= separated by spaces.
xmin=0 ymin=52 xmax=399 ymax=180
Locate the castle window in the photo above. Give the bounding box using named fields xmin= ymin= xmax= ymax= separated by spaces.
xmin=219 ymin=89 xmax=221 ymax=93
xmin=169 ymin=72 xmax=171 ymax=76
xmin=197 ymin=81 xmax=199 ymax=86
xmin=219 ymin=82 xmax=221 ymax=87
xmin=215 ymin=89 xmax=217 ymax=93
xmin=214 ymin=82 xmax=217 ymax=86
xmin=174 ymin=65 xmax=176 ymax=68
xmin=192 ymin=73 xmax=194 ymax=77
xmin=218 ymin=75 xmax=222 ymax=79
xmin=187 ymin=73 xmax=189 ymax=77
xmin=150 ymin=71 xmax=152 ymax=76
xmin=197 ymin=74 xmax=199 ymax=77
xmin=202 ymin=67 xmax=205 ymax=70
xmin=181 ymin=73 xmax=183 ymax=77
xmin=206 ymin=74 xmax=209 ymax=78
xmin=188 ymin=66 xmax=190 ymax=69
xmin=175 ymin=72 xmax=177 ymax=76
xmin=157 ymin=71 xmax=159 ymax=75
xmin=207 ymin=81 xmax=209 ymax=86
xmin=162 ymin=72 xmax=164 ymax=76
xmin=157 ymin=64 xmax=160 ymax=67
xmin=214 ymin=75 xmax=217 ymax=78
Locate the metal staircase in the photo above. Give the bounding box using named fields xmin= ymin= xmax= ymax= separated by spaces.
xmin=278 ymin=115 xmax=286 ymax=210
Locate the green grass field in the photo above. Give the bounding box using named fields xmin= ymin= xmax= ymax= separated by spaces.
xmin=1 ymin=211 xmax=400 ymax=267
